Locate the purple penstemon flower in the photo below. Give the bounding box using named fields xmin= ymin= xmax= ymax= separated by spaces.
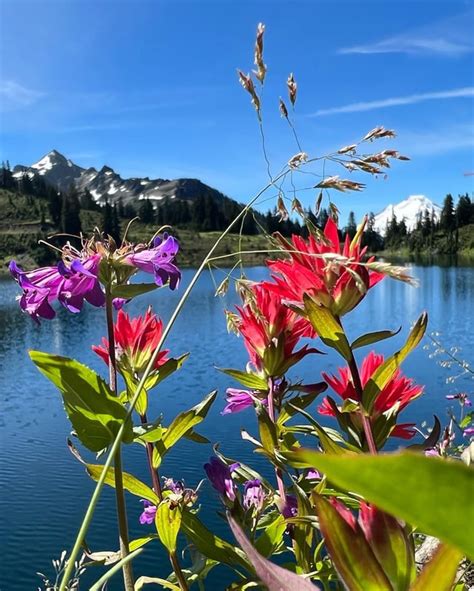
xmin=9 ymin=255 xmax=105 ymax=322
xmin=242 ymin=479 xmax=265 ymax=511
xmin=222 ymin=388 xmax=255 ymax=415
xmin=126 ymin=233 xmax=181 ymax=290
xmin=463 ymin=427 xmax=474 ymax=438
xmin=139 ymin=499 xmax=157 ymax=525
xmin=204 ymin=457 xmax=239 ymax=501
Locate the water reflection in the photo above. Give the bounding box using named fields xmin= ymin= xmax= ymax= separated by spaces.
xmin=0 ymin=265 xmax=473 ymax=589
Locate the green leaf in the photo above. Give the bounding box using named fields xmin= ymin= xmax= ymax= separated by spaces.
xmin=315 ymin=495 xmax=392 ymax=591
xmin=145 ymin=354 xmax=190 ymax=390
xmin=133 ymin=423 xmax=164 ymax=444
xmin=278 ymin=384 xmax=328 ymax=426
xmin=134 ymin=576 xmax=180 ymax=590
xmin=89 ymin=548 xmax=143 ymax=591
xmin=29 ymin=351 xmax=133 ymax=452
xmin=410 ymin=544 xmax=463 ymax=591
xmin=351 ymin=328 xmax=401 ymax=351
xmin=129 ymin=534 xmax=160 ymax=552
xmin=219 ymin=368 xmax=268 ymax=390
xmin=255 ymin=515 xmax=286 ymax=557
xmin=362 ymin=313 xmax=428 ymax=411
xmin=155 ymin=501 xmax=182 ymax=553
xmin=302 ymin=295 xmax=351 ymax=360
xmin=86 ymin=464 xmax=158 ymax=504
xmin=181 ymin=511 xmax=249 ymax=569
xmin=292 ymin=450 xmax=474 ymax=559
xmin=257 ymin=406 xmax=278 ymax=456
xmin=153 ymin=391 xmax=217 ymax=468
xmin=111 ymin=282 xmax=158 ymax=298
xmin=286 ymin=404 xmax=350 ymax=455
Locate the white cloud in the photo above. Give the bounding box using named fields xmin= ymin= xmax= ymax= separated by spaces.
xmin=339 ymin=10 xmax=473 ymax=56
xmin=0 ymin=80 xmax=44 ymax=110
xmin=310 ymin=87 xmax=474 ymax=117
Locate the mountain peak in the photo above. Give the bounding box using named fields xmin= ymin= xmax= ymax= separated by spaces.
xmin=374 ymin=194 xmax=441 ymax=234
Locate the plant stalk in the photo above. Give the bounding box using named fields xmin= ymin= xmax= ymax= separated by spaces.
xmin=106 ymin=290 xmax=134 ymax=590
xmin=139 ymin=417 xmax=188 ymax=590
xmin=347 ymin=351 xmax=378 ymax=454
xmin=267 ymin=377 xmax=287 ymax=505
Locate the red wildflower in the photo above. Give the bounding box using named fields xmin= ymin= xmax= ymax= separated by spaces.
xmin=320 ymin=351 xmax=423 ymax=439
xmin=93 ymin=307 xmax=169 ymax=375
xmin=264 ymin=217 xmax=384 ymax=317
xmin=235 ymin=283 xmax=317 ymax=376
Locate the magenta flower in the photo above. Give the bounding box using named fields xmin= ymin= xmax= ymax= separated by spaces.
xmin=126 ymin=233 xmax=181 ymax=289
xmin=204 ymin=457 xmax=238 ymax=501
xmin=9 ymin=255 xmax=105 ymax=322
xmin=282 ymin=495 xmax=298 ymax=519
xmin=463 ymin=427 xmax=474 ymax=438
xmin=222 ymin=388 xmax=268 ymax=415
xmin=424 ymin=448 xmax=440 ymax=457
xmin=446 ymin=393 xmax=471 ymax=407
xmin=139 ymin=499 xmax=157 ymax=525
xmin=243 ymin=479 xmax=265 ymax=511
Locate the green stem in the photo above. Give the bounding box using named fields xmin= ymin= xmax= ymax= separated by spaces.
xmin=347 ymin=350 xmax=378 ymax=454
xmin=106 ymin=290 xmax=134 ymax=590
xmin=140 ymin=414 xmax=188 ymax=590
xmin=267 ymin=376 xmax=287 ymax=505
xmin=58 ymin=169 xmax=291 ymax=591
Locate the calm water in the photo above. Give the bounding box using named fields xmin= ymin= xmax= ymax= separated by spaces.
xmin=0 ymin=264 xmax=473 ymax=589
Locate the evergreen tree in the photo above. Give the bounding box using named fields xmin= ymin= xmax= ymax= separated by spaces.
xmin=455 ymin=194 xmax=473 ymax=227
xmin=102 ymin=200 xmax=114 ymax=237
xmin=60 ymin=188 xmax=82 ymax=237
xmin=49 ymin=191 xmax=63 ymax=226
xmin=0 ymin=162 xmax=16 ymax=190
xmin=345 ymin=211 xmax=357 ymax=239
xmin=440 ymin=194 xmax=455 ymax=232
xmin=138 ymin=198 xmax=154 ymax=224
xmin=80 ymin=189 xmax=97 ymax=211
xmin=111 ymin=205 xmax=121 ymax=243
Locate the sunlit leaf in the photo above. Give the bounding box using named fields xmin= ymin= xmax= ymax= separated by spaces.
xmin=302 ymin=295 xmax=351 ymax=360
xmin=219 ymin=368 xmax=268 ymax=390
xmin=290 ymin=450 xmax=474 ymax=559
xmin=155 ymin=501 xmax=182 ymax=553
xmin=362 ymin=313 xmax=427 ymax=411
xmin=85 ymin=464 xmax=158 ymax=504
xmin=181 ymin=511 xmax=249 ymax=569
xmin=153 ymin=391 xmax=216 ymax=468
xmin=410 ymin=544 xmax=463 ymax=591
xmin=254 ymin=515 xmax=286 ymax=557
xmin=30 ymin=351 xmax=133 ymax=451
xmin=351 ymin=328 xmax=401 ymax=351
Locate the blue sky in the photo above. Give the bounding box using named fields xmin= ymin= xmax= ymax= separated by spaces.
xmin=1 ymin=0 xmax=473 ymax=221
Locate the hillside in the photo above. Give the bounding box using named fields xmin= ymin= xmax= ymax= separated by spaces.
xmin=0 ymin=189 xmax=273 ymax=272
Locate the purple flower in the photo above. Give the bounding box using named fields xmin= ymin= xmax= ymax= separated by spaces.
xmin=425 ymin=448 xmax=440 ymax=457
xmin=126 ymin=233 xmax=181 ymax=290
xmin=163 ymin=478 xmax=185 ymax=494
xmin=243 ymin=479 xmax=265 ymax=511
xmin=139 ymin=500 xmax=157 ymax=525
xmin=282 ymin=495 xmax=298 ymax=519
xmin=204 ymin=457 xmax=237 ymax=501
xmin=463 ymin=427 xmax=474 ymax=438
xmin=222 ymin=389 xmax=254 ymax=415
xmin=9 ymin=255 xmax=105 ymax=322
xmin=446 ymin=393 xmax=471 ymax=406
xmin=305 ymin=469 xmax=321 ymax=480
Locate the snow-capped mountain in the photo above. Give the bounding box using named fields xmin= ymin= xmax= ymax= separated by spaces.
xmin=373 ymin=195 xmax=441 ymax=234
xmin=13 ymin=150 xmax=225 ymax=207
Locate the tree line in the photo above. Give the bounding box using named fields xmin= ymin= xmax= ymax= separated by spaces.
xmin=1 ymin=162 xmax=471 ymax=253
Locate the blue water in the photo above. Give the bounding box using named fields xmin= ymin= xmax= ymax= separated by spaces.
xmin=0 ymin=264 xmax=473 ymax=589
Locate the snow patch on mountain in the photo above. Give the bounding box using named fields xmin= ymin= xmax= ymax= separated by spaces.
xmin=373 ymin=195 xmax=441 ymax=234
